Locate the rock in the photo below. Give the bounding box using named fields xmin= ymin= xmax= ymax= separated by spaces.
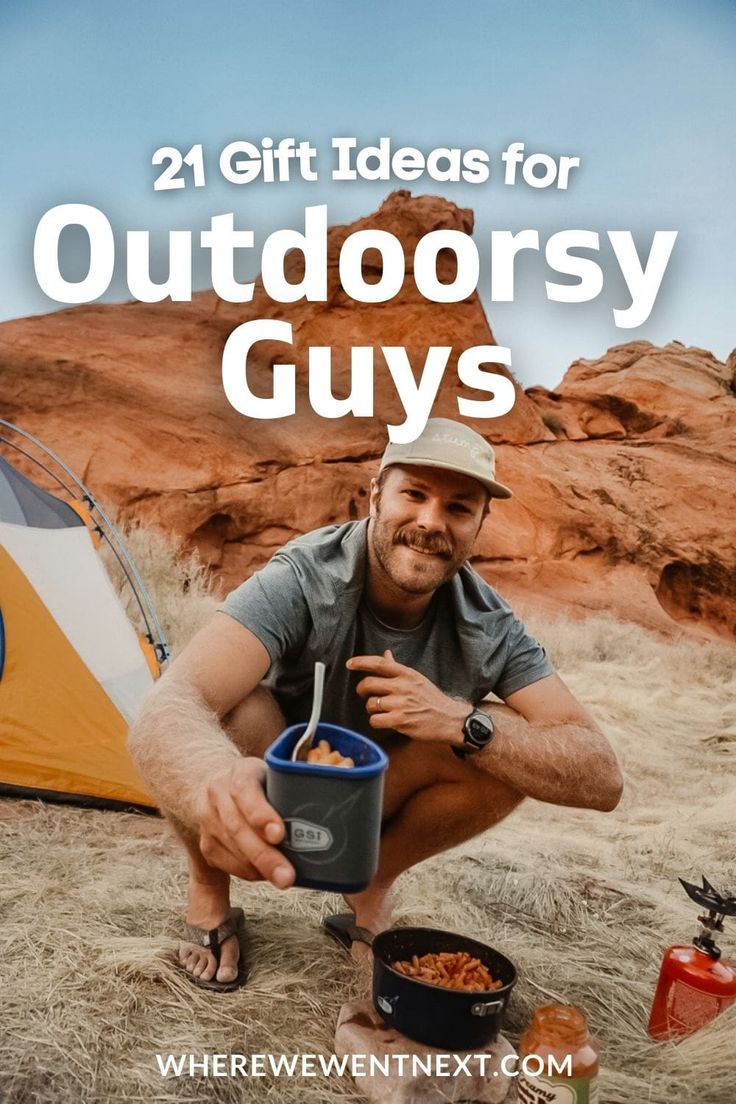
xmin=334 ymin=999 xmax=515 ymax=1103
xmin=558 ymin=340 xmax=733 ymax=437
xmin=512 ymin=341 xmax=736 ymax=639
xmin=1 ymin=199 xmax=734 ymax=642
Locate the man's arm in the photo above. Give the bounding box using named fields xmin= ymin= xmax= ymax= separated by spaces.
xmin=348 ymin=654 xmax=623 ymax=812
xmin=128 ymin=614 xmax=268 ymax=821
xmin=128 ymin=614 xmax=296 ymax=888
xmin=477 ymin=674 xmax=624 ymax=812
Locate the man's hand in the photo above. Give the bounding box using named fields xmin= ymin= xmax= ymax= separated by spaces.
xmin=347 ymin=650 xmax=469 ymax=744
xmin=196 ymin=757 xmax=296 ymax=889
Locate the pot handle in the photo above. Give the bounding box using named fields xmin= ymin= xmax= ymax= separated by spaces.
xmin=470 ymin=999 xmax=504 ymax=1017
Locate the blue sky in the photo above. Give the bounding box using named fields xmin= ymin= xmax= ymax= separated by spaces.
xmin=1 ymin=0 xmax=734 ymax=389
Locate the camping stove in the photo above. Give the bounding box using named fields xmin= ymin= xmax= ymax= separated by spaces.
xmin=648 ymin=875 xmax=736 ymax=1039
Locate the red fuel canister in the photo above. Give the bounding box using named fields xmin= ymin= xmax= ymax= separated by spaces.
xmin=648 ymin=876 xmax=736 ymax=1040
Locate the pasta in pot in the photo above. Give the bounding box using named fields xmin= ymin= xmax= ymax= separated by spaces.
xmin=392 ymin=951 xmax=502 ymax=992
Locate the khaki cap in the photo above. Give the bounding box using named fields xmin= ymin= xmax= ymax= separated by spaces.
xmin=379 ymin=418 xmax=512 ymax=499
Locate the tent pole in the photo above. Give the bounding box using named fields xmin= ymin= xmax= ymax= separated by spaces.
xmin=0 ymin=419 xmax=170 ymax=664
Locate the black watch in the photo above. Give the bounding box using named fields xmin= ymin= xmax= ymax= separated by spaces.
xmin=452 ymin=708 xmax=495 ymax=758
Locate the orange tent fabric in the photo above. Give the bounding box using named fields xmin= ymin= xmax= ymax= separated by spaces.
xmin=0 ymin=547 xmax=153 ymax=806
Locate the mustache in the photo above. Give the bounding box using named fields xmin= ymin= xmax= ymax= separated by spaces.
xmin=394 ymin=527 xmax=453 ymax=558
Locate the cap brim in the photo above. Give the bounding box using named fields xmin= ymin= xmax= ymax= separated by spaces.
xmin=382 ymin=457 xmax=513 ymax=499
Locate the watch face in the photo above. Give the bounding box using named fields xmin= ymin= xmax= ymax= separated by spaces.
xmin=464 ymin=711 xmax=493 ymax=748
xmin=469 ymin=718 xmax=489 ymax=741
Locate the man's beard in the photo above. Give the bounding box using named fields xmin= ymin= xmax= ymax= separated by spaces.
xmin=369 ymin=517 xmax=464 ymax=594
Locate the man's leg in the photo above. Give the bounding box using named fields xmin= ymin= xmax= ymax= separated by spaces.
xmin=170 ymin=697 xmax=522 ymax=975
xmin=170 ymin=686 xmax=285 ymax=983
xmin=345 ymin=736 xmax=523 ymax=935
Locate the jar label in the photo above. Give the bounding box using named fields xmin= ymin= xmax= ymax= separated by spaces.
xmin=517 ymin=1073 xmax=599 ymax=1104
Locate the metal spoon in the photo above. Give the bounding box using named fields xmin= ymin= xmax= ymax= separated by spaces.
xmin=291 ymin=661 xmax=326 ymax=762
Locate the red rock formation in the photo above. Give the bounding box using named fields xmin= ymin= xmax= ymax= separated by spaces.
xmin=500 ymin=342 xmax=735 ymax=639
xmin=0 ymin=194 xmax=733 ymax=641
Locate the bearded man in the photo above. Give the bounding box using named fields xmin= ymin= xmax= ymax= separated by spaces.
xmin=128 ymin=418 xmax=623 ymax=991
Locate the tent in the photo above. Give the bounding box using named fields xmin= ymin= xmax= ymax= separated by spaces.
xmin=0 ymin=421 xmax=169 ymax=810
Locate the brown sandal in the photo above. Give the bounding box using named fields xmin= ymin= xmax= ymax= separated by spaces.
xmin=178 ymin=906 xmax=249 ymax=992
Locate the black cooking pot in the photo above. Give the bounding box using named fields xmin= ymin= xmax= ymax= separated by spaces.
xmin=354 ymin=924 xmax=517 ymax=1050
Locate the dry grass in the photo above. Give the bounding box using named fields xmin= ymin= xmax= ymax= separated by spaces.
xmin=99 ymin=522 xmax=219 ymax=656
xmin=1 ymin=529 xmax=735 ymax=1103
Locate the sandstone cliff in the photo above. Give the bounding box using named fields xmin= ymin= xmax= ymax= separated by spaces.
xmin=1 ymin=192 xmax=733 ymax=640
xmin=496 ymin=342 xmax=734 ymax=638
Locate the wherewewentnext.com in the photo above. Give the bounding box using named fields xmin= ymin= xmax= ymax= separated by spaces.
xmin=156 ymin=1051 xmax=570 ymax=1080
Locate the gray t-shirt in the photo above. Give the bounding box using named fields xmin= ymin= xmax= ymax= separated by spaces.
xmin=219 ymin=520 xmax=553 ymax=739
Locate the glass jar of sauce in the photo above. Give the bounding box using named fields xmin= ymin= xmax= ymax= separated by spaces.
xmin=517 ymin=1003 xmax=600 ymax=1103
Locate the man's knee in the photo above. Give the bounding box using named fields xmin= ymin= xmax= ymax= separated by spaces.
xmin=383 ymin=738 xmax=523 ymax=825
xmin=463 ymin=763 xmax=525 ymax=826
xmin=222 ymin=685 xmax=285 ymax=758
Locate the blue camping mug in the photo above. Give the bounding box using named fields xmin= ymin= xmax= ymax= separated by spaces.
xmin=265 ymin=722 xmax=389 ymax=892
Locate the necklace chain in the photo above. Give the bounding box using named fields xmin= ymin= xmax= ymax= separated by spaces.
xmin=363 ymin=598 xmax=433 ymax=633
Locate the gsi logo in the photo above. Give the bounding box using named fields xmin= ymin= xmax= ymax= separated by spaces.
xmin=284 ymin=818 xmax=334 ymax=852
